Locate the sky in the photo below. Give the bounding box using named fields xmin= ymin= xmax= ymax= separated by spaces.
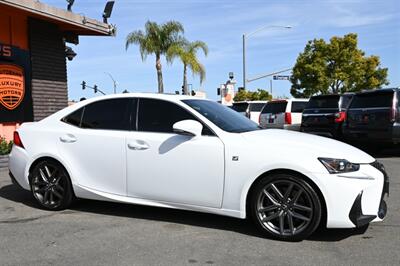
xmin=43 ymin=0 xmax=399 ymax=101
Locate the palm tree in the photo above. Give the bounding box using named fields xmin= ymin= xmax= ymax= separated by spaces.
xmin=126 ymin=20 xmax=184 ymax=93
xmin=167 ymin=40 xmax=208 ymax=95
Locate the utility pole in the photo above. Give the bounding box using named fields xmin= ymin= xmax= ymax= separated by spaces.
xmin=242 ymin=34 xmax=246 ymax=90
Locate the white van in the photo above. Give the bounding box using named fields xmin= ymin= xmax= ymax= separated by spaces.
xmin=259 ymin=99 xmax=309 ymax=130
xmin=230 ymin=101 xmax=267 ymax=124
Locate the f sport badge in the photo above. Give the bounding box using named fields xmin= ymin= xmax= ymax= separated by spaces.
xmin=0 ymin=64 xmax=25 ymax=110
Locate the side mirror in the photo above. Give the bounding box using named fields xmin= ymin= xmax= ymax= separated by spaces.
xmin=173 ymin=120 xmax=203 ymax=137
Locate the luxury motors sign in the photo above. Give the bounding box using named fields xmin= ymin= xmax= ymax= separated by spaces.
xmin=0 ymin=64 xmax=25 ymax=110
xmin=0 ymin=43 xmax=32 ymax=123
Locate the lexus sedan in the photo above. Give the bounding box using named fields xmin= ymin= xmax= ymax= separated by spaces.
xmin=9 ymin=93 xmax=389 ymax=241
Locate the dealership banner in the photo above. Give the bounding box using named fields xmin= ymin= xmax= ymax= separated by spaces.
xmin=0 ymin=44 xmax=33 ymax=123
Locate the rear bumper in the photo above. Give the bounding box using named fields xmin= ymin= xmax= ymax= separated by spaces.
xmin=8 ymin=146 xmax=30 ymax=190
xmin=301 ymin=125 xmax=340 ymax=138
xmin=343 ymin=122 xmax=400 ymax=143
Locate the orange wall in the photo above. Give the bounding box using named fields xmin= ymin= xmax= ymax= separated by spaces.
xmin=0 ymin=5 xmax=29 ymax=140
xmin=0 ymin=5 xmax=29 ymax=49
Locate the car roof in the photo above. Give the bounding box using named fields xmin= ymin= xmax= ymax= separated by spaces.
xmin=75 ymin=93 xmax=210 ymax=107
xmin=356 ymin=88 xmax=399 ymax=95
xmin=269 ymin=98 xmax=308 ymax=103
xmin=233 ymin=100 xmax=268 ymax=104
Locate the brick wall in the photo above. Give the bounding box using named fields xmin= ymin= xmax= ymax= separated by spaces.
xmin=29 ymin=18 xmax=68 ymax=121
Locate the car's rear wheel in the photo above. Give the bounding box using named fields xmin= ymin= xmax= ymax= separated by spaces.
xmin=29 ymin=160 xmax=74 ymax=210
xmin=249 ymin=173 xmax=322 ymax=241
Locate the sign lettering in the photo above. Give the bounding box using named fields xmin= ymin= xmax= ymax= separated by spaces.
xmin=0 ymin=45 xmax=12 ymax=57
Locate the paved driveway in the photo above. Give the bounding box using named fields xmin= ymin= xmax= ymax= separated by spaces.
xmin=0 ymin=154 xmax=399 ymax=265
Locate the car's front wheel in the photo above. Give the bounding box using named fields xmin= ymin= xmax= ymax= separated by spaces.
xmin=29 ymin=159 xmax=74 ymax=210
xmin=249 ymin=173 xmax=322 ymax=241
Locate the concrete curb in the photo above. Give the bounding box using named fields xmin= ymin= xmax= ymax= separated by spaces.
xmin=0 ymin=155 xmax=9 ymax=170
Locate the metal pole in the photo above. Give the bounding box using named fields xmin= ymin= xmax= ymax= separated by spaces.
xmin=242 ymin=34 xmax=246 ymax=90
xmin=270 ymin=79 xmax=273 ymax=96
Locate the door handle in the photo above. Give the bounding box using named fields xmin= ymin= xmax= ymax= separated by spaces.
xmin=60 ymin=134 xmax=77 ymax=143
xmin=127 ymin=140 xmax=150 ymax=150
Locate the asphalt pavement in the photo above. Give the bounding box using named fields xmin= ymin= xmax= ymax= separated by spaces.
xmin=0 ymin=151 xmax=399 ymax=266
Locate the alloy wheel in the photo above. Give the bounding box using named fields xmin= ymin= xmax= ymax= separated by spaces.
xmin=31 ymin=162 xmax=67 ymax=209
xmin=256 ymin=179 xmax=314 ymax=236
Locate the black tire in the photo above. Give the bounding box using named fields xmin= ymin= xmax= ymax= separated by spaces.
xmin=29 ymin=159 xmax=74 ymax=211
xmin=249 ymin=173 xmax=322 ymax=241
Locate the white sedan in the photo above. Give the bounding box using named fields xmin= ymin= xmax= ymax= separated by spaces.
xmin=9 ymin=93 xmax=389 ymax=241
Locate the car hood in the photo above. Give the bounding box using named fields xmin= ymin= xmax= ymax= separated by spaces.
xmin=241 ymin=129 xmax=375 ymax=164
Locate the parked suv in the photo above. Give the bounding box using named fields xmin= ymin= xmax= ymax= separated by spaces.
xmin=259 ymin=99 xmax=308 ymax=130
xmin=301 ymin=94 xmax=353 ymax=138
xmin=343 ymin=88 xmax=400 ymax=144
xmin=230 ymin=101 xmax=267 ymax=123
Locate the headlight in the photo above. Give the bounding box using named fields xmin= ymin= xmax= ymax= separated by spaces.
xmin=318 ymin=158 xmax=360 ymax=174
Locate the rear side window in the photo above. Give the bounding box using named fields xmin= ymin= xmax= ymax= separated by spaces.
xmin=62 ymin=108 xmax=83 ymax=127
xmin=350 ymin=91 xmax=394 ymax=108
xmin=339 ymin=95 xmax=353 ymax=109
xmin=261 ymin=102 xmax=287 ymax=114
xmin=81 ymin=98 xmax=133 ymax=130
xmin=138 ymin=98 xmax=195 ymax=133
xmin=231 ymin=103 xmax=249 ymax=112
xmin=307 ymin=96 xmax=339 ymax=109
xmin=249 ymin=103 xmax=266 ymax=112
xmin=291 ymin=101 xmax=308 ymax=112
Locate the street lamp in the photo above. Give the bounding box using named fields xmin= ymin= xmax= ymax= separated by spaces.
xmin=242 ymin=25 xmax=292 ymax=90
xmin=104 ymin=72 xmax=117 ymax=94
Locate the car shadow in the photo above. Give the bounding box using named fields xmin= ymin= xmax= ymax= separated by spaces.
xmin=0 ymin=183 xmax=371 ymax=242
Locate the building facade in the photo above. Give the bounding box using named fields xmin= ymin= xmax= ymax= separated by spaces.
xmin=0 ymin=0 xmax=113 ymax=140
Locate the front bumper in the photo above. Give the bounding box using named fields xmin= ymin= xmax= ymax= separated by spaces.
xmin=310 ymin=162 xmax=388 ymax=228
xmin=348 ymin=161 xmax=389 ymax=227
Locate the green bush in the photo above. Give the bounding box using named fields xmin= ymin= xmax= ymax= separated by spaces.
xmin=0 ymin=137 xmax=13 ymax=155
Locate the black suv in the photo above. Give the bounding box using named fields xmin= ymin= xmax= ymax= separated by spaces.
xmin=343 ymin=88 xmax=400 ymax=144
xmin=300 ymin=94 xmax=353 ymax=138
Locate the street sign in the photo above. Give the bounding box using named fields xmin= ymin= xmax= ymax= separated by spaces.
xmin=273 ymin=75 xmax=290 ymax=80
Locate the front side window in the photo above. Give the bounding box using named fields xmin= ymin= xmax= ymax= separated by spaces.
xmin=80 ymin=98 xmax=133 ymax=130
xmin=183 ymin=99 xmax=260 ymax=133
xmin=138 ymin=98 xmax=197 ymax=133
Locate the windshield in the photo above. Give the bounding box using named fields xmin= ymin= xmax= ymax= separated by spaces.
xmin=182 ymin=100 xmax=260 ymax=133
xmin=307 ymin=96 xmax=339 ymax=109
xmin=249 ymin=103 xmax=266 ymax=111
xmin=231 ymin=102 xmax=249 ymax=112
xmin=350 ymin=91 xmax=394 ymax=108
xmin=261 ymin=101 xmax=287 ymax=114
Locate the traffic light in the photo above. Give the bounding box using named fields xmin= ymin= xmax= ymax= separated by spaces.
xmin=81 ymin=81 xmax=86 ymax=90
xmin=191 ymin=90 xmax=196 ymax=96
xmin=93 ymin=85 xmax=98 ymax=93
xmin=217 ymin=88 xmax=221 ymax=95
xmin=181 ymin=85 xmax=185 ymax=95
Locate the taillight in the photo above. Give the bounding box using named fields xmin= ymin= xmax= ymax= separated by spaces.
xmin=285 ymin=112 xmax=292 ymax=125
xmin=391 ymin=108 xmax=398 ymax=122
xmin=334 ymin=111 xmax=346 ymax=123
xmin=13 ymin=131 xmax=24 ymax=149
